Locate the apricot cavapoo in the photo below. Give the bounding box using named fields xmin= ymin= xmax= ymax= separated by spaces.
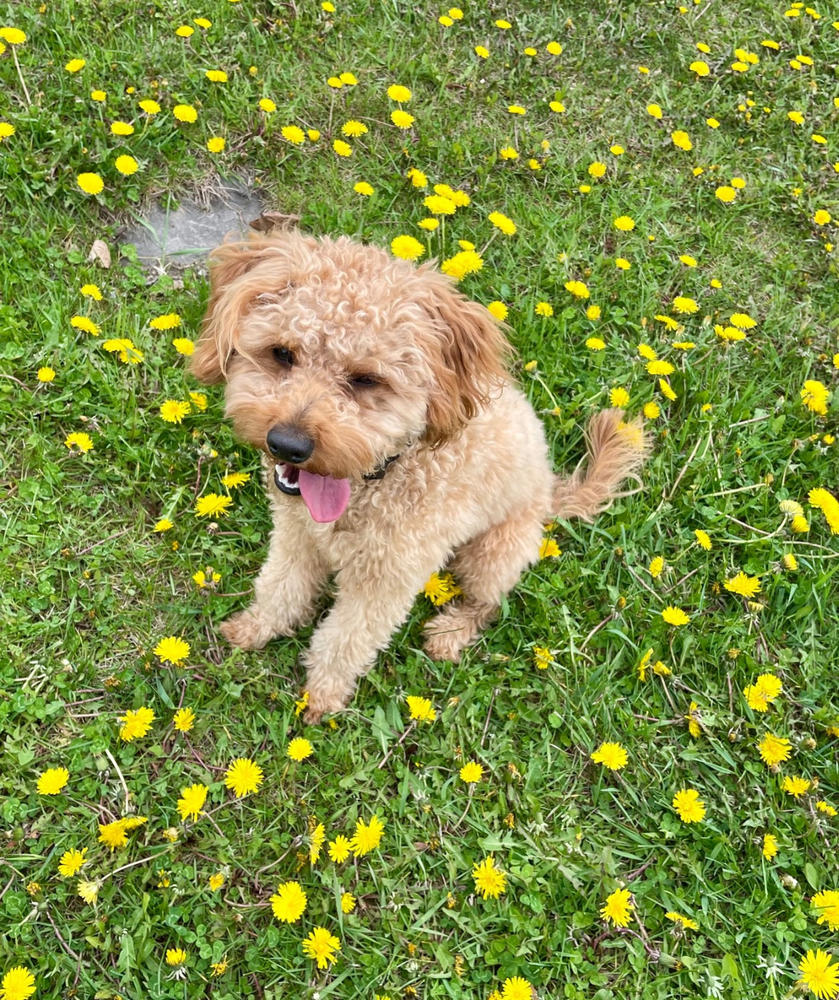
xmin=191 ymin=230 xmax=646 ymax=722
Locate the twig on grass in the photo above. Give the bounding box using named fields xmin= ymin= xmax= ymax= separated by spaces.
xmin=103 ymin=747 xmax=131 ymax=813
xmin=43 ymin=906 xmax=83 ymax=962
xmin=377 ymin=719 xmax=416 ymax=769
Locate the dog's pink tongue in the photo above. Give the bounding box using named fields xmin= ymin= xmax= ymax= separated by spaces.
xmin=298 ymin=470 xmax=351 ymax=523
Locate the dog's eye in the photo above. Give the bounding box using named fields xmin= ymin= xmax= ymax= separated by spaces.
xmin=272 ymin=346 xmax=294 ymax=368
xmin=348 ymin=373 xmax=379 ymax=390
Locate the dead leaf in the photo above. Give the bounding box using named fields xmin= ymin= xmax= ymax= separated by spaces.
xmin=87 ymin=240 xmax=111 ymax=268
xmin=249 ymin=211 xmax=300 ymax=233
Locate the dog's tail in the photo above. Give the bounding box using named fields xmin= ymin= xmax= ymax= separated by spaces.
xmin=552 ymin=409 xmax=648 ymax=521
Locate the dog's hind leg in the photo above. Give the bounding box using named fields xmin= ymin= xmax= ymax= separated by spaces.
xmin=422 ymin=502 xmax=545 ymax=663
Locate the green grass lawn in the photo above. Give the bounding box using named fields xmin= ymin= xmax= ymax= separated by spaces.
xmin=1 ymin=1 xmax=838 ymax=998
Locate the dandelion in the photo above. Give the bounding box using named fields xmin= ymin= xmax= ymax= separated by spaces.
xmin=406 ymin=695 xmax=436 ymax=722
xmin=672 ymin=296 xmax=699 ymax=314
xmin=672 ymin=787 xmax=706 ymax=823
xmin=119 ymin=706 xmax=155 ymax=741
xmin=809 ymin=488 xmax=839 ymax=534
xmin=77 ymin=879 xmax=100 ymax=904
xmin=173 ymin=707 xmax=195 ymax=732
xmin=302 ymin=926 xmax=341 ymax=969
xmin=743 ymin=674 xmax=782 ymax=712
xmin=459 ymin=761 xmax=484 ymax=783
xmin=58 ymin=848 xmax=87 ymax=877
xmin=386 ymin=84 xmax=413 ymax=103
xmin=194 ymin=494 xmax=233 ymax=517
xmin=475 ymin=45 xmax=489 ymax=58
xmin=539 ymin=537 xmax=560 ymax=558
xmin=114 ymin=154 xmax=139 ymax=175
xmin=601 ymin=887 xmax=633 ymax=926
xmin=487 ymin=301 xmax=508 ymax=321
xmin=609 ymin=387 xmax=630 ymax=408
xmin=341 ymin=892 xmax=356 ymax=913
xmin=586 ymin=337 xmax=606 ymax=351
xmin=390 ymin=235 xmax=425 ymax=261
xmin=328 ymin=835 xmax=352 ymax=863
xmin=715 ymin=185 xmax=737 ymax=203
xmin=0 ymin=968 xmax=36 ymax=1000
xmin=590 ymin=742 xmax=628 ymax=770
xmin=166 ymin=949 xmax=187 ymax=966
xmin=661 ymin=605 xmax=690 ymax=626
xmin=647 ymin=360 xmax=674 ymax=376
xmin=177 ymin=783 xmax=208 ymax=822
xmin=782 ymin=775 xmax=811 ymax=797
xmin=98 ymin=819 xmax=128 ymax=851
xmin=441 ymin=250 xmax=483 ymax=281
xmin=154 ymin=636 xmax=190 ymax=665
xmin=423 ymin=571 xmax=461 ymax=605
xmin=801 ymin=380 xmax=830 ymax=415
xmin=208 ymin=872 xmax=224 ymax=891
xmin=762 ymin=833 xmax=778 ymax=859
xmin=564 ymin=280 xmax=590 ymax=299
xmin=758 ymin=732 xmax=792 ymax=766
xmin=37 ymin=766 xmax=69 ymax=794
xmin=353 ymin=181 xmax=374 ymax=196
xmin=287 ymin=737 xmax=313 ymax=762
xmin=271 ymin=881 xmax=307 ymax=923
xmin=647 ymin=103 xmax=663 ymax=119
xmin=472 ymin=855 xmax=506 ymax=899
xmin=724 ymin=572 xmax=761 ymax=598
xmin=390 ymin=110 xmax=414 ymax=128
xmin=206 ymin=137 xmax=226 ymax=153
xmin=488 ymin=211 xmax=517 ymax=235
xmin=535 ymin=301 xmax=554 ymax=317
xmin=814 ymin=210 xmax=832 ymax=226
xmin=0 ymin=27 xmax=27 ymax=44
xmin=666 ymin=911 xmax=699 ymax=930
xmin=811 ymin=890 xmax=839 ymax=932
xmin=224 ymin=758 xmax=264 ymax=797
xmin=670 ymin=129 xmax=692 ymax=151
xmin=350 ymin=814 xmax=385 ymax=856
xmin=310 ymin=822 xmax=325 ymax=864
xmin=643 ymin=402 xmax=660 ymax=419
xmin=172 ymin=104 xmax=198 ymax=123
xmin=139 ymin=98 xmax=160 ymax=114
xmin=424 ymin=194 xmax=456 ymax=215
xmin=798 ymin=950 xmax=839 ymax=999
xmin=614 ymin=215 xmax=635 ymax=231
xmin=76 ymin=172 xmax=104 ymax=195
xmin=221 ymin=472 xmax=250 ymax=489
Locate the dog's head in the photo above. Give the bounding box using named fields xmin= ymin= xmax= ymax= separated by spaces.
xmin=191 ymin=230 xmax=510 ymax=522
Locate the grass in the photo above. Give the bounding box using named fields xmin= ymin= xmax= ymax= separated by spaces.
xmin=1 ymin=1 xmax=838 ymax=998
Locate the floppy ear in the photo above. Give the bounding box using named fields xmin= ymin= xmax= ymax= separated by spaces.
xmin=415 ymin=269 xmax=512 ymax=445
xmin=190 ymin=234 xmax=302 ymax=383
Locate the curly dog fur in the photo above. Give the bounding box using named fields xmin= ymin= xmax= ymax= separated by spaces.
xmin=191 ymin=230 xmax=647 ymax=722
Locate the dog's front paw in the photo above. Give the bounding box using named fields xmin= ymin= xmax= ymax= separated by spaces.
xmin=422 ymin=622 xmax=467 ymax=663
xmin=303 ymin=682 xmax=352 ymax=724
xmin=220 ymin=610 xmax=275 ymax=650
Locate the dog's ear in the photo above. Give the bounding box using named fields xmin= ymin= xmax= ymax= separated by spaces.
xmin=417 ymin=270 xmax=512 ymax=445
xmin=190 ymin=235 xmax=300 ymax=383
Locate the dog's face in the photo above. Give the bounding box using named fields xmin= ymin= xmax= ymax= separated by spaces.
xmin=191 ymin=231 xmax=509 ymax=522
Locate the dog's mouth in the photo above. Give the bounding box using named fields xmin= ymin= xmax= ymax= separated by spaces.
xmin=273 ymin=463 xmax=351 ymax=523
xmin=273 ymin=462 xmax=302 ymax=496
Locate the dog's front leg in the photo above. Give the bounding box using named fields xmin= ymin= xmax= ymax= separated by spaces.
xmin=221 ymin=519 xmax=328 ymax=650
xmin=302 ymin=549 xmax=447 ymax=722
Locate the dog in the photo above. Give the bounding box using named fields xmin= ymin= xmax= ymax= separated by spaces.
xmin=190 ymin=230 xmax=646 ymax=722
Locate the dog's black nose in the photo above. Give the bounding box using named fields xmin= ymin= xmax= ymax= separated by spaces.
xmin=266 ymin=424 xmax=315 ymax=464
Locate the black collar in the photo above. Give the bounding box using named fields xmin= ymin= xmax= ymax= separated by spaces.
xmin=363 ymin=454 xmax=400 ymax=481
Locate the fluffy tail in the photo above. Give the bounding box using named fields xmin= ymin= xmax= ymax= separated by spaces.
xmin=552 ymin=408 xmax=648 ymax=521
